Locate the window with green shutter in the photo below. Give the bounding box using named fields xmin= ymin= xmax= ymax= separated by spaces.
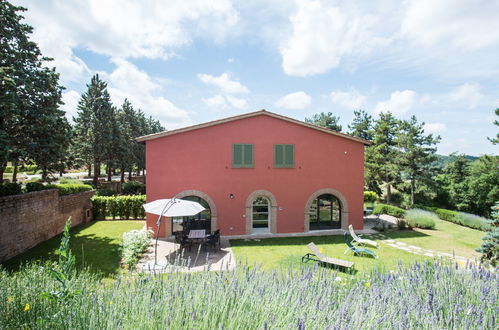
xmin=232 ymin=144 xmax=254 ymax=168
xmin=274 ymin=144 xmax=294 ymax=168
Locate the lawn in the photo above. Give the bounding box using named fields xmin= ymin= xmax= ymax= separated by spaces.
xmin=384 ymin=218 xmax=484 ymax=260
xmin=230 ymin=235 xmax=426 ymax=273
xmin=2 ymin=220 xmax=144 ymax=277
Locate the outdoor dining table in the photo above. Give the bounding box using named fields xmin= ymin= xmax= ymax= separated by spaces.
xmin=188 ymin=229 xmax=207 ymax=243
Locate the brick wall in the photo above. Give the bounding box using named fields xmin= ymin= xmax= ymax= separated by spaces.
xmin=0 ymin=189 xmax=94 ymax=262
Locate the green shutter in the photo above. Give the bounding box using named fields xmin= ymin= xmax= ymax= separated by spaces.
xmin=233 ymin=143 xmax=253 ymax=168
xmin=244 ymin=144 xmax=254 ymax=166
xmin=274 ymin=144 xmax=283 ymax=167
xmin=233 ymin=144 xmax=242 ymax=167
xmin=284 ymin=145 xmax=294 ymax=167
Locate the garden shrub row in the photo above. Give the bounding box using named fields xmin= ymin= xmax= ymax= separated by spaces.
xmin=413 ymin=204 xmax=492 ymax=231
xmin=372 ymin=203 xmax=406 ymax=218
xmin=0 ymin=182 xmax=22 ymax=196
xmin=404 ymin=209 xmax=437 ymax=229
xmin=92 ymin=195 xmax=146 ymax=220
xmin=25 ymin=183 xmax=93 ymax=196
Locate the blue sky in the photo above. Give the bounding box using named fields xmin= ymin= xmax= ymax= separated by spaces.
xmin=15 ymin=0 xmax=499 ymax=155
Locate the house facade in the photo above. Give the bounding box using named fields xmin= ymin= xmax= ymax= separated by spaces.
xmin=137 ymin=110 xmax=369 ymax=237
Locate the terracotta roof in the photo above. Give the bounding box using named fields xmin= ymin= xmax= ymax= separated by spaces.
xmin=136 ymin=109 xmax=371 ymax=145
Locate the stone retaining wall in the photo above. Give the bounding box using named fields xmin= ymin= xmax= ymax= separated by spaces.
xmin=0 ymin=189 xmax=94 ymax=262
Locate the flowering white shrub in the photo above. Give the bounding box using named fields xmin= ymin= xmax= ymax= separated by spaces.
xmin=121 ymin=228 xmax=153 ymax=268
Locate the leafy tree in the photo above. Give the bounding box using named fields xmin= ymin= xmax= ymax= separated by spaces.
xmin=466 ymin=155 xmax=499 ymax=217
xmin=395 ymin=116 xmax=440 ymax=206
xmin=488 ymin=108 xmax=499 ymax=144
xmin=348 ymin=110 xmax=374 ymax=140
xmin=434 ymin=154 xmax=472 ymax=210
xmin=365 ymin=112 xmax=401 ymax=201
xmin=476 ymin=202 xmax=499 ymax=267
xmin=305 ymin=112 xmax=342 ymax=131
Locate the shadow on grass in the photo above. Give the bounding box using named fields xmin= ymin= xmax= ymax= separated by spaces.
xmin=380 ymin=229 xmax=431 ymax=240
xmin=2 ymin=221 xmax=121 ymax=278
xmin=230 ymin=235 xmax=351 ymax=247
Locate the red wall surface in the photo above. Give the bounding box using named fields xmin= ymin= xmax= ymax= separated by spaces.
xmin=145 ymin=114 xmax=365 ymax=236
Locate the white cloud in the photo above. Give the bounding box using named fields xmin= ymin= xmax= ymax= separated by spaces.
xmin=106 ymin=59 xmax=191 ymax=129
xmin=374 ymin=90 xmax=417 ymax=115
xmin=280 ymin=0 xmax=390 ymax=76
xmin=202 ymin=94 xmax=248 ymax=110
xmin=401 ymin=0 xmax=499 ymax=51
xmin=198 ymin=72 xmax=249 ymax=94
xmin=16 ymin=0 xmax=239 ymax=82
xmin=275 ymin=91 xmax=311 ymax=110
xmin=424 ymin=123 xmax=447 ymax=134
xmin=330 ymin=89 xmax=366 ymax=109
xmin=447 ymin=83 xmax=484 ymax=109
xmin=61 ymin=90 xmax=81 ymax=122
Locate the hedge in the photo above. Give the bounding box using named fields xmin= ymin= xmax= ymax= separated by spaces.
xmin=45 ymin=184 xmax=93 ymax=196
xmin=413 ymin=204 xmax=492 ymax=231
xmin=122 ymin=181 xmax=146 ymax=195
xmin=372 ymin=203 xmax=406 ymax=218
xmin=0 ymin=182 xmax=22 ymax=196
xmin=92 ymin=195 xmax=146 ymax=220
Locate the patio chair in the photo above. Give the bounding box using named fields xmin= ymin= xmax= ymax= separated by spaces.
xmin=204 ymin=229 xmax=221 ymax=251
xmin=302 ymin=242 xmax=354 ymax=269
xmin=344 ymin=233 xmax=377 ymax=258
xmin=173 ymin=231 xmax=191 ymax=251
xmin=348 ymin=224 xmax=378 ymax=248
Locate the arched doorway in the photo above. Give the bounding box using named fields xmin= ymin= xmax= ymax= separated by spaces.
xmin=245 ymin=190 xmax=278 ymax=234
xmin=175 ymin=190 xmax=218 ymax=234
xmin=309 ymin=194 xmax=341 ymax=229
xmin=304 ymin=188 xmax=349 ymax=231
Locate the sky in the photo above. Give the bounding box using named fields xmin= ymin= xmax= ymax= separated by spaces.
xmin=14 ymin=0 xmax=499 ymax=156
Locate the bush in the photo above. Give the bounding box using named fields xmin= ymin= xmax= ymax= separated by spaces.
xmin=364 ymin=191 xmax=378 ymax=203
xmin=25 ymin=182 xmax=46 ymax=192
xmin=4 ymin=165 xmax=13 ymax=173
xmin=95 ymin=188 xmax=115 ymax=196
xmin=413 ymin=204 xmax=491 ymax=231
xmin=405 ymin=209 xmax=437 ymax=229
xmin=121 ymin=228 xmax=153 ymax=268
xmin=122 ymin=181 xmax=145 ymax=195
xmin=0 ymin=182 xmax=22 ymax=196
xmin=46 ymin=184 xmax=93 ymax=196
xmin=372 ymin=203 xmax=406 ymax=218
xmin=91 ymin=195 xmax=146 ymax=220
xmin=59 ymin=178 xmax=84 ymax=185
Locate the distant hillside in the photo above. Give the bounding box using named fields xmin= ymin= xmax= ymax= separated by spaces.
xmin=433 ymin=154 xmax=479 ymax=169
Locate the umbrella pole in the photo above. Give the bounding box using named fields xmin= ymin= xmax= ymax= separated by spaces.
xmin=154 ymin=199 xmax=176 ymax=265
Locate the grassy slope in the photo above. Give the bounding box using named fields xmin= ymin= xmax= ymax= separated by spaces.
xmin=230 ymin=235 xmax=425 ymax=273
xmin=385 ymin=219 xmax=484 ymax=260
xmin=2 ymin=220 xmax=144 ymax=277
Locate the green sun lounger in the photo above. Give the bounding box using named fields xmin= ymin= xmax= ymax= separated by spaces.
xmin=344 ymin=232 xmax=377 ymax=258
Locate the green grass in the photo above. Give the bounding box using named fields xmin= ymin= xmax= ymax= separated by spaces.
xmin=230 ymin=235 xmax=426 ymax=273
xmin=384 ymin=218 xmax=484 ymax=260
xmin=2 ymin=220 xmax=144 ymax=277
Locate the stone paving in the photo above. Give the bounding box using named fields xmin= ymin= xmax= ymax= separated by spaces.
xmin=366 ymin=232 xmax=472 ymax=264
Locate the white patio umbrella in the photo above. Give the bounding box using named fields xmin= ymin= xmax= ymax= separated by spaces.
xmin=143 ymin=198 xmax=205 ymax=264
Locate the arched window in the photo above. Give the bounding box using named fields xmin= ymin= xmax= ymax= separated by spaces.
xmin=309 ymin=194 xmax=341 ymax=230
xmin=252 ymin=197 xmax=270 ymax=229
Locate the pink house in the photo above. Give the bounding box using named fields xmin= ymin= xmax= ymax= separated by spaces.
xmin=137 ymin=110 xmax=369 ymax=237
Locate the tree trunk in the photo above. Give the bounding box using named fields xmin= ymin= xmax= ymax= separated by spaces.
xmin=386 ymin=184 xmax=392 ymax=204
xmin=0 ymin=162 xmax=5 ymax=184
xmin=87 ymin=165 xmax=91 ymax=177
xmin=93 ymin=162 xmax=100 ymax=187
xmin=120 ymin=169 xmax=125 ymax=183
xmin=60 ymin=168 xmax=64 ymax=177
xmin=128 ymin=169 xmax=132 ymax=181
xmin=42 ymin=166 xmax=48 ymax=181
xmin=410 ymin=178 xmax=415 ymax=206
xmin=107 ymin=165 xmax=112 ymax=182
xmin=12 ymin=160 xmax=18 ymax=182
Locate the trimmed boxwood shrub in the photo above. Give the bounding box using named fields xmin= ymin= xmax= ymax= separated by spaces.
xmin=122 ymin=181 xmax=145 ymax=195
xmin=46 ymin=184 xmax=93 ymax=196
xmin=364 ymin=191 xmax=378 ymax=203
xmin=96 ymin=188 xmax=115 ymax=196
xmin=0 ymin=182 xmax=22 ymax=196
xmin=25 ymin=182 xmax=46 ymax=192
xmin=372 ymin=203 xmax=406 ymax=218
xmin=405 ymin=209 xmax=437 ymax=229
xmin=91 ymin=195 xmax=146 ymax=220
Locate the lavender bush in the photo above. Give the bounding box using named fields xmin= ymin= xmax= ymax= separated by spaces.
xmin=0 ymin=259 xmax=496 ymax=328
xmin=405 ymin=209 xmax=438 ymax=229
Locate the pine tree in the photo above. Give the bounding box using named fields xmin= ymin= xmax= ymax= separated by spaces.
xmin=348 ymin=110 xmax=374 ymax=140
xmin=395 ymin=116 xmax=440 ymax=206
xmin=476 ymin=202 xmax=499 ymax=267
xmin=305 ymin=112 xmax=342 ymax=131
xmin=487 ymin=108 xmax=498 ymax=144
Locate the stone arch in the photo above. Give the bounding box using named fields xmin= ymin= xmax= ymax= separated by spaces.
xmin=304 ymin=188 xmax=349 ymax=232
xmin=176 ymin=190 xmax=218 ymax=231
xmin=245 ymin=190 xmax=278 ymax=234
